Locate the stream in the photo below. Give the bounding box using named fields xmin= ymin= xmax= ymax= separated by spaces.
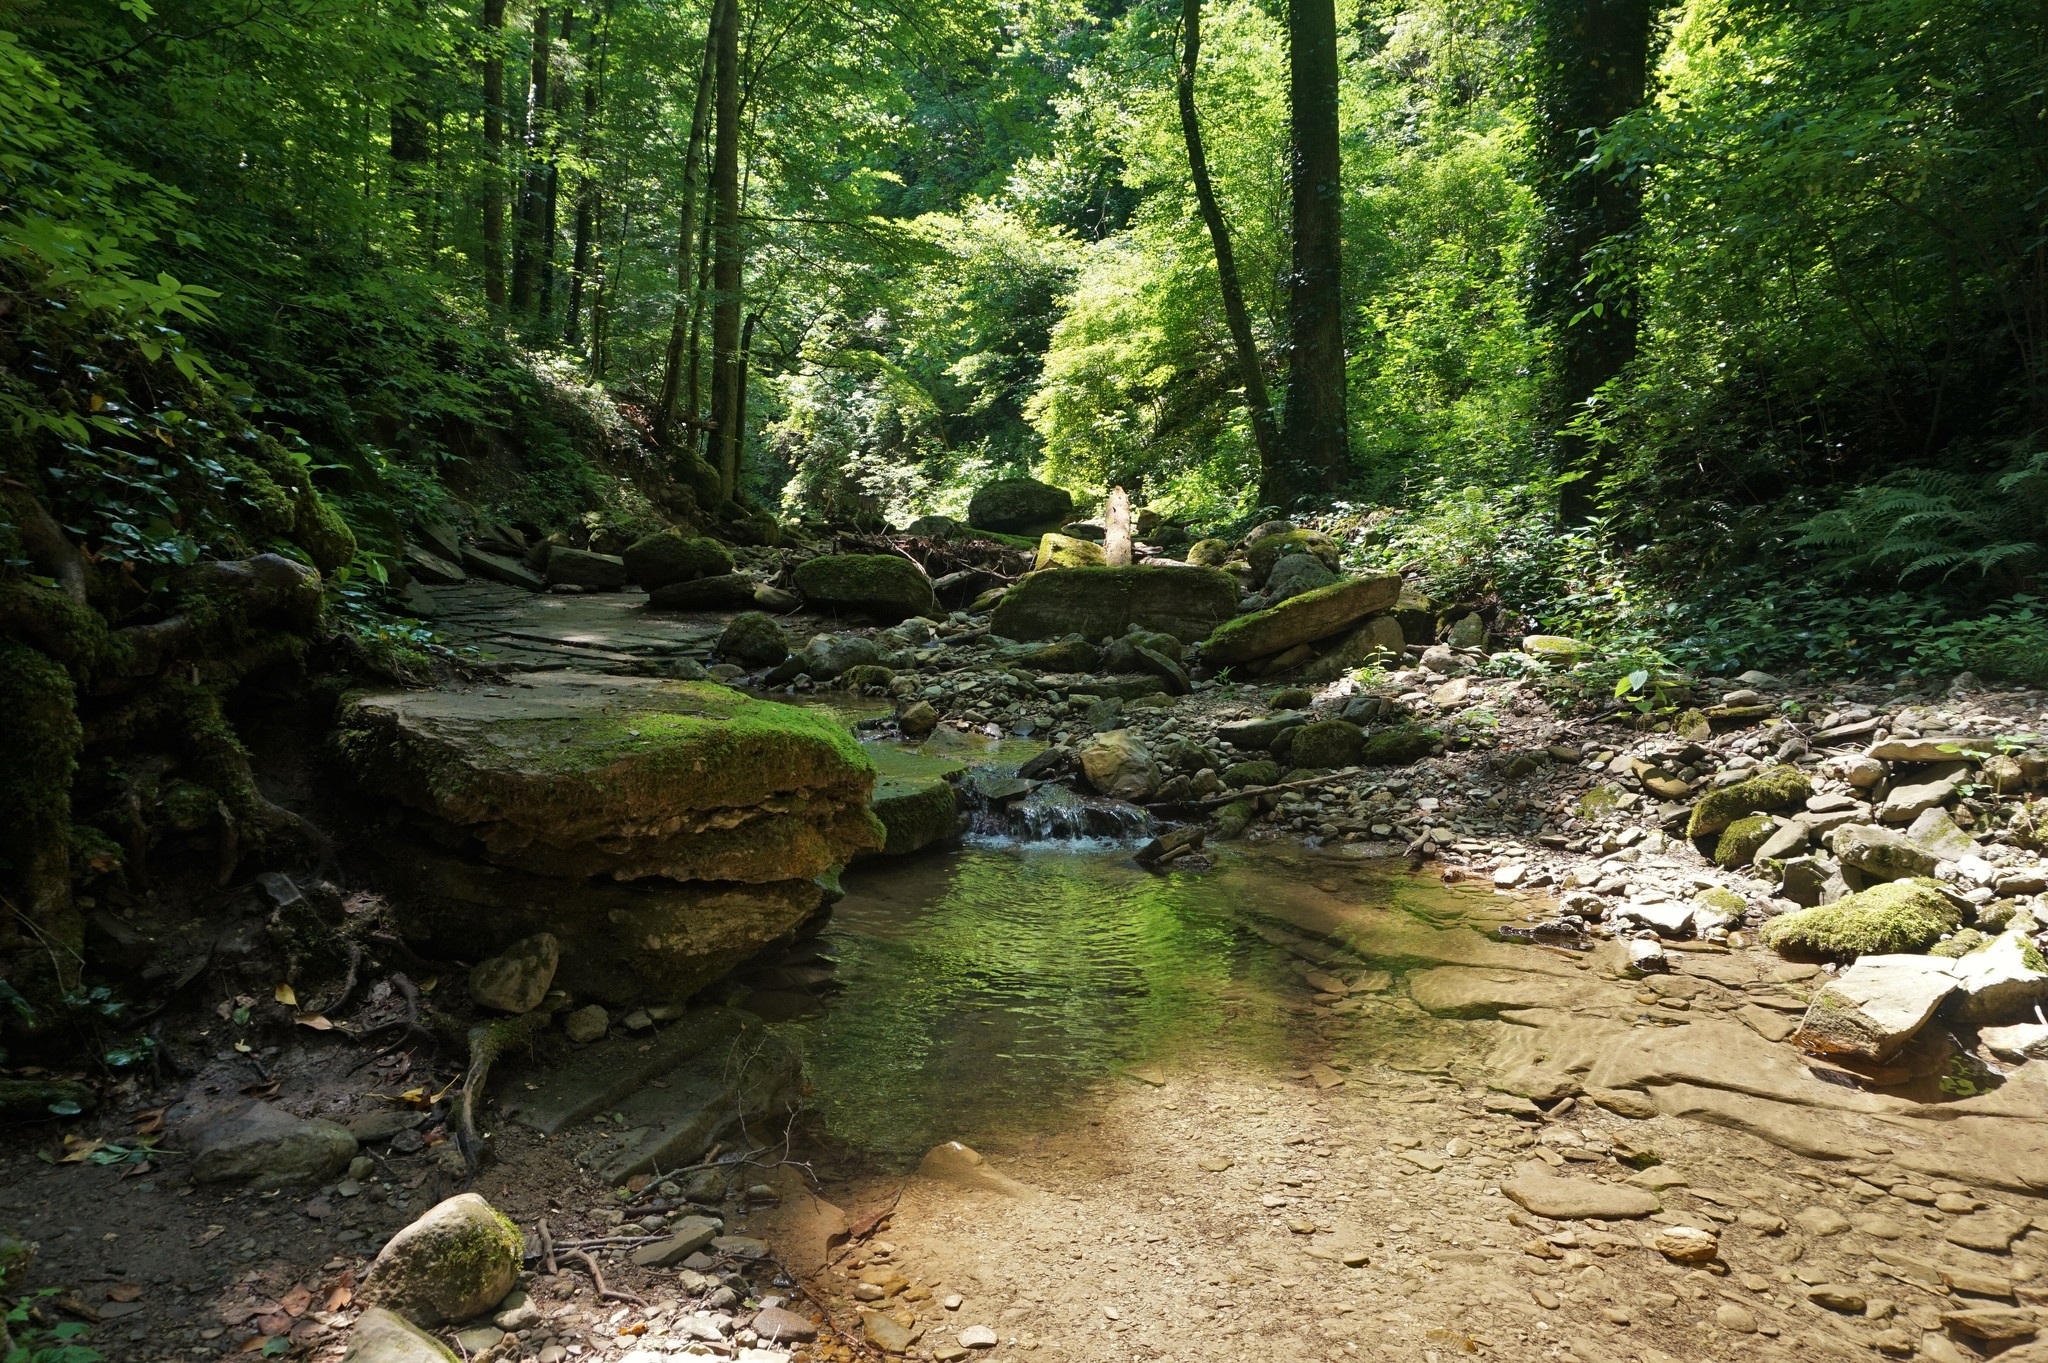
xmin=753 ymin=719 xmax=1506 ymax=1164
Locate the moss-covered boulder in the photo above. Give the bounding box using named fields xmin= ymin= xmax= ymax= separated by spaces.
xmin=839 ymin=664 xmax=896 ymax=692
xmin=1361 ymin=725 xmax=1440 ymax=766
xmin=1713 ymin=814 xmax=1776 ymax=869
xmin=360 ymin=1194 xmax=522 ymax=1327
xmin=1010 ymin=638 xmax=1100 ymax=672
xmin=967 ymin=477 xmax=1074 ymax=534
xmin=1685 ymin=765 xmax=1812 ymax=840
xmin=1300 ymin=614 xmax=1407 ymax=682
xmin=1247 ymin=529 xmax=1342 ymax=584
xmin=1033 ymin=533 xmax=1107 ymax=571
xmin=624 ymin=532 xmax=733 ymax=590
xmin=1265 ymin=553 xmax=1340 ymax=606
xmin=717 ymin=612 xmax=789 ymax=668
xmin=870 ymin=775 xmax=961 ymax=856
xmin=1759 ymin=879 xmax=1963 ymax=960
xmin=1202 ymin=575 xmax=1404 ymax=666
xmin=989 ymin=566 xmax=1237 ymax=644
xmin=1521 ymin=634 xmax=1591 ymax=663
xmin=1224 ymin=759 xmax=1283 ymax=788
xmin=1187 ymin=538 xmax=1230 ymax=567
xmin=338 ymin=673 xmax=881 ymax=885
xmin=1290 ymin=719 xmax=1366 ymax=769
xmin=793 ymin=554 xmax=939 ymax=622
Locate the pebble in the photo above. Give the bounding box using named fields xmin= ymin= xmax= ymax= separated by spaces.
xmin=960 ymin=1324 xmax=998 ymax=1348
xmin=1714 ymin=1302 xmax=1757 ymax=1333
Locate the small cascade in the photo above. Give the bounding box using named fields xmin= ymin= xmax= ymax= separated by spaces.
xmin=970 ymin=780 xmax=1155 ymax=845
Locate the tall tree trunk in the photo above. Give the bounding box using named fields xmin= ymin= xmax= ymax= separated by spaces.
xmin=538 ymin=5 xmax=572 ymax=324
xmin=1532 ymin=0 xmax=1657 ymax=523
xmin=706 ymin=0 xmax=745 ymax=502
xmin=480 ymin=0 xmax=507 ymax=316
xmin=733 ymin=308 xmax=761 ymax=481
xmin=564 ymin=0 xmax=609 ymax=346
xmin=654 ymin=0 xmax=724 ymax=450
xmin=1177 ymin=0 xmax=1280 ymax=491
xmin=683 ymin=184 xmax=716 ymax=458
xmin=510 ymin=5 xmax=552 ymax=315
xmin=1278 ymin=0 xmax=1347 ymax=507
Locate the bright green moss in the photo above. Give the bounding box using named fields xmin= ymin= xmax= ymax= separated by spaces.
xmin=1686 ymin=765 xmax=1812 ymax=839
xmin=1759 ymin=878 xmax=1962 ymax=960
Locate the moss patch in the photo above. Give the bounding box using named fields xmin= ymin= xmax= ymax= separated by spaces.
xmin=1686 ymin=765 xmax=1812 ymax=839
xmin=1361 ymin=725 xmax=1440 ymax=766
xmin=624 ymin=532 xmax=732 ymax=590
xmin=1759 ymin=878 xmax=1962 ymax=960
xmin=1713 ymin=814 xmax=1775 ymax=869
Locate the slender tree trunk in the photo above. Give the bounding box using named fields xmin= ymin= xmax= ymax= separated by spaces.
xmin=564 ymin=0 xmax=608 ymax=347
xmin=684 ymin=184 xmax=715 ymax=458
xmin=537 ymin=4 xmax=572 ymax=325
xmin=480 ymin=0 xmax=507 ymax=316
xmin=654 ymin=0 xmax=723 ymax=449
xmin=707 ymin=0 xmax=745 ymax=502
xmin=1177 ymin=0 xmax=1281 ymax=492
xmin=733 ymin=308 xmax=761 ymax=481
xmin=511 ymin=5 xmax=552 ymax=315
xmin=1278 ymin=0 xmax=1347 ymax=507
xmin=1532 ymin=0 xmax=1657 ymax=523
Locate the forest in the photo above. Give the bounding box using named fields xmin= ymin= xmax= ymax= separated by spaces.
xmin=5 ymin=0 xmax=2048 ymax=1360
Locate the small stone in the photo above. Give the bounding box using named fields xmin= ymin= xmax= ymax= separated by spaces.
xmin=342 ymin=1307 xmax=459 ymax=1363
xmin=1793 ymin=1206 xmax=1850 ymax=1236
xmin=751 ymin=1307 xmax=818 ymax=1343
xmin=493 ymin=1291 xmax=541 ymax=1331
xmin=862 ymin=1311 xmax=915 ymax=1354
xmin=1947 ymin=1208 xmax=2031 ymax=1252
xmin=453 ymin=1327 xmax=505 ymax=1355
xmin=631 ymin=1217 xmax=719 ymax=1267
xmin=1653 ymin=1226 xmax=1718 ymax=1262
xmin=467 ymin=933 xmax=560 ymax=1013
xmin=1808 ymin=1285 xmax=1867 ymax=1313
xmin=959 ymin=1325 xmax=999 ymax=1349
xmin=563 ymin=1004 xmax=608 ymax=1043
xmin=1940 ymin=1305 xmax=2041 ymax=1340
xmin=1715 ymin=1302 xmax=1758 ymax=1333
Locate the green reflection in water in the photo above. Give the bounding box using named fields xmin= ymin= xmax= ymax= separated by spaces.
xmin=787 ymin=845 xmax=1308 ymax=1160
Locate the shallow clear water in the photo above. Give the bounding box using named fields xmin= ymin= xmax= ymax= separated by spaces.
xmin=785 ymin=845 xmax=1339 ymax=1159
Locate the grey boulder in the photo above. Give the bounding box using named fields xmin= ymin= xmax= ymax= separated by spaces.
xmin=186 ymin=1100 xmax=357 ymax=1186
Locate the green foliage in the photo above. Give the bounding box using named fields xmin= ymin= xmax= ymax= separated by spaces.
xmin=5 ymin=1292 xmax=104 ymax=1363
xmin=1794 ymin=451 xmax=2048 ymax=590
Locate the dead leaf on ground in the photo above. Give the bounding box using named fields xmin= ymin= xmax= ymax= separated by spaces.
xmin=240 ymin=1079 xmax=280 ymax=1099
xmin=279 ymin=1286 xmax=313 ymax=1316
xmin=193 ymin=1224 xmax=227 ymax=1247
xmin=323 ymin=1286 xmax=352 ymax=1312
xmin=131 ymin=1107 xmax=166 ymax=1135
xmin=106 ymin=1284 xmax=143 ymax=1303
xmin=57 ymin=1134 xmax=105 ymax=1163
xmin=237 ymin=1335 xmax=280 ymax=1354
xmin=293 ymin=1012 xmax=335 ymax=1030
xmin=273 ymin=983 xmax=298 ymax=1007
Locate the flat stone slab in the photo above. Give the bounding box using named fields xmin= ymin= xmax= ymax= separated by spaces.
xmin=1792 ymin=954 xmax=1960 ymax=1060
xmin=499 ymin=1007 xmax=800 ymax=1183
xmin=1500 ymin=1165 xmax=1659 ymax=1219
xmin=340 ymin=672 xmax=879 ymax=883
